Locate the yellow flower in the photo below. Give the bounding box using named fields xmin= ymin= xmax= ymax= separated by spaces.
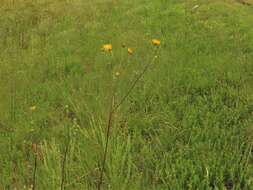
xmin=30 ymin=106 xmax=36 ymax=111
xmin=127 ymin=48 xmax=133 ymax=55
xmin=115 ymin=71 xmax=121 ymax=76
xmin=102 ymin=44 xmax=112 ymax=52
xmin=152 ymin=39 xmax=161 ymax=46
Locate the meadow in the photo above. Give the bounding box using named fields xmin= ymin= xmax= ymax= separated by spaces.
xmin=0 ymin=0 xmax=253 ymax=189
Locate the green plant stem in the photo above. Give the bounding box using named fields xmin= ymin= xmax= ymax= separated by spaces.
xmin=97 ymin=52 xmax=158 ymax=190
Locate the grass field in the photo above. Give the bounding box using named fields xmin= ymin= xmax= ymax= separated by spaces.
xmin=0 ymin=0 xmax=253 ymax=189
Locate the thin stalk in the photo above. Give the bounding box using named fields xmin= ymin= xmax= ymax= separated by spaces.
xmin=113 ymin=54 xmax=157 ymax=111
xmin=61 ymin=140 xmax=69 ymax=190
xmin=32 ymin=147 xmax=37 ymax=190
xmin=98 ymin=83 xmax=115 ymax=190
xmin=98 ymin=51 xmax=158 ymax=190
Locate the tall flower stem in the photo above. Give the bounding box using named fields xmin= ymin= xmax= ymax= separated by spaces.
xmin=97 ymin=49 xmax=159 ymax=190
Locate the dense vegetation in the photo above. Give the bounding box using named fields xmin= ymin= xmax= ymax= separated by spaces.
xmin=0 ymin=0 xmax=253 ymax=189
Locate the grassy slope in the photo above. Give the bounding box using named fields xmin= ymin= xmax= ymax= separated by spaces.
xmin=0 ymin=0 xmax=253 ymax=189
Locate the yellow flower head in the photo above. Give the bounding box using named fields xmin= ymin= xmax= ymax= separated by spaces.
xmin=115 ymin=71 xmax=121 ymax=76
xmin=127 ymin=48 xmax=133 ymax=55
xmin=30 ymin=105 xmax=36 ymax=111
xmin=152 ymin=39 xmax=161 ymax=46
xmin=102 ymin=44 xmax=112 ymax=52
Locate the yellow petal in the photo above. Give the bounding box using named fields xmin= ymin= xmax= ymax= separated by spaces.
xmin=30 ymin=106 xmax=36 ymax=111
xmin=115 ymin=71 xmax=120 ymax=76
xmin=127 ymin=48 xmax=133 ymax=54
xmin=102 ymin=44 xmax=112 ymax=51
xmin=152 ymin=39 xmax=161 ymax=46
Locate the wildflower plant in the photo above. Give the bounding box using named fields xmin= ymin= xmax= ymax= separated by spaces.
xmin=98 ymin=39 xmax=161 ymax=190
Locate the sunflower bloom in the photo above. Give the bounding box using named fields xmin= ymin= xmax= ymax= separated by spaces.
xmin=102 ymin=44 xmax=112 ymax=52
xmin=152 ymin=39 xmax=161 ymax=46
xmin=127 ymin=48 xmax=133 ymax=55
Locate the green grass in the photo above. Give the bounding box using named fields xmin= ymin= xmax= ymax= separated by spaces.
xmin=0 ymin=0 xmax=253 ymax=189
